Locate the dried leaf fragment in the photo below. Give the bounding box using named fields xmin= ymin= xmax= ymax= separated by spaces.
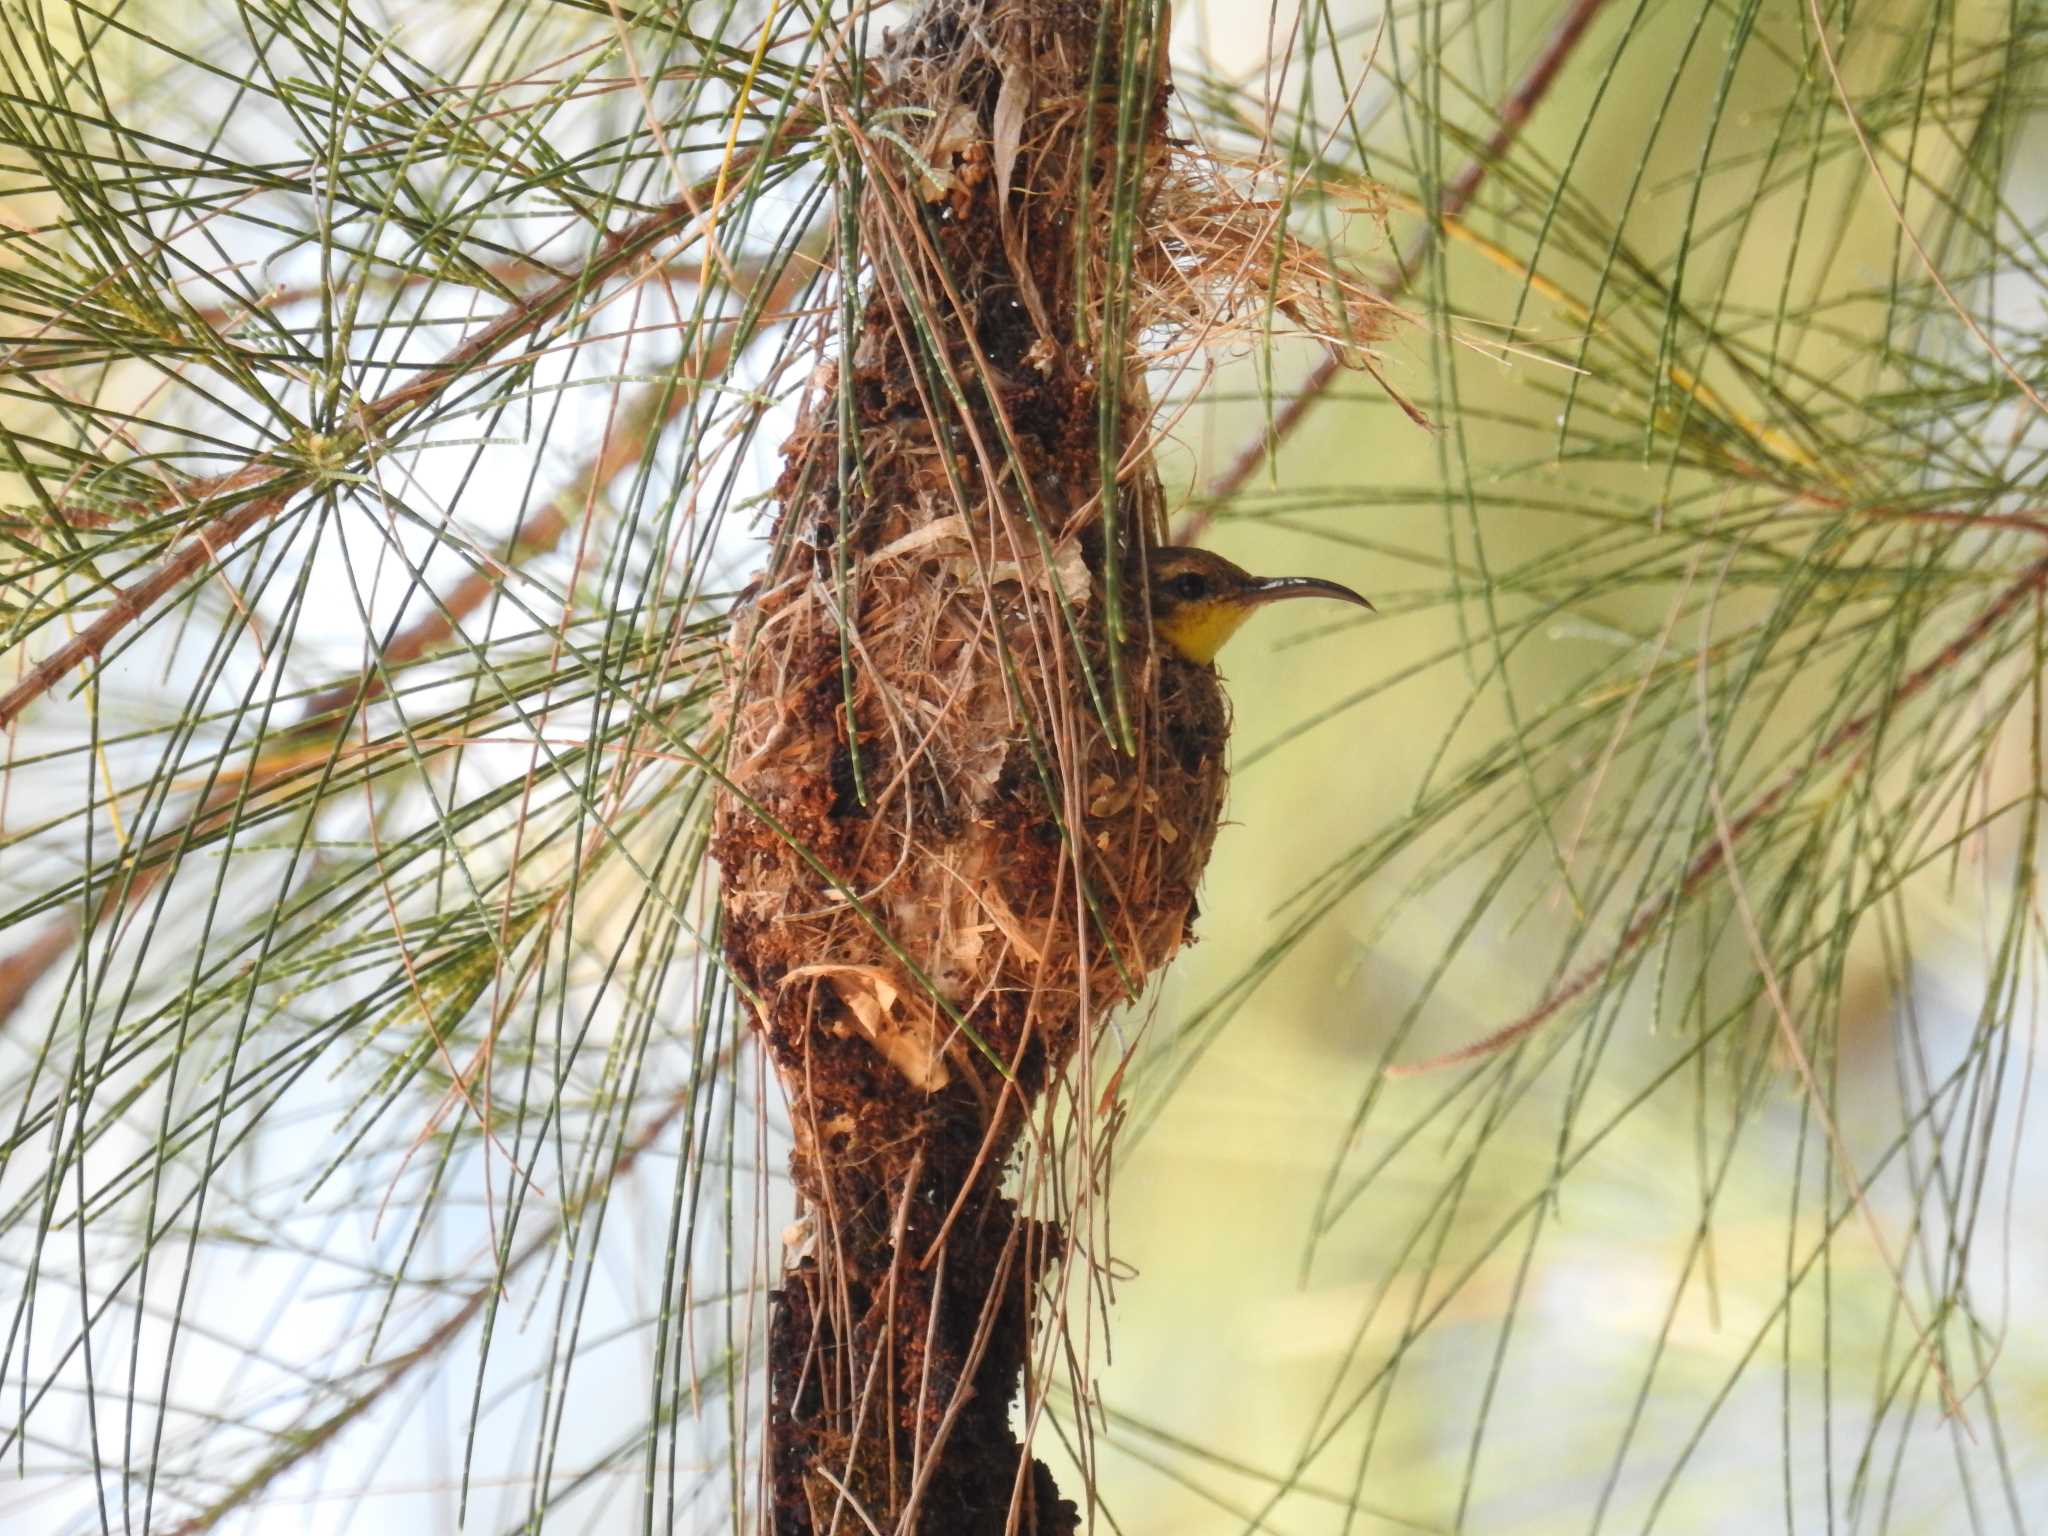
xmin=782 ymin=962 xmax=952 ymax=1090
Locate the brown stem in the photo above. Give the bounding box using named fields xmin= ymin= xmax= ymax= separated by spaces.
xmin=0 ymin=113 xmax=814 ymax=734
xmin=162 ymin=1077 xmax=711 ymax=1535
xmin=1390 ymin=547 xmax=2048 ymax=1076
xmin=0 ymin=266 xmax=814 ymax=1029
xmin=1 ymin=486 xmax=291 ymax=732
xmin=1177 ymin=0 xmax=1614 ymax=541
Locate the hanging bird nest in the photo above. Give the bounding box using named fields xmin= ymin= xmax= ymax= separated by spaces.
xmin=711 ymin=1 xmax=1396 ymax=1529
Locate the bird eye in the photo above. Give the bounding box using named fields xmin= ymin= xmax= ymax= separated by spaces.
xmin=1166 ymin=572 xmax=1207 ymax=600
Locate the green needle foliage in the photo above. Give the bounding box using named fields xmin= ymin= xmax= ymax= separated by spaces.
xmin=1 ymin=0 xmax=2043 ymax=1533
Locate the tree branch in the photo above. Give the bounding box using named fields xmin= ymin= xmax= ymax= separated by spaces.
xmin=161 ymin=1076 xmax=712 ymax=1535
xmin=0 ymin=261 xmax=814 ymax=1029
xmin=1390 ymin=546 xmax=2048 ymax=1076
xmin=1177 ymin=0 xmax=1614 ymax=542
xmin=0 ymin=113 xmax=814 ymax=733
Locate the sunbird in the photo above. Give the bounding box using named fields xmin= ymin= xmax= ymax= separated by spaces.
xmin=1144 ymin=546 xmax=1375 ymax=665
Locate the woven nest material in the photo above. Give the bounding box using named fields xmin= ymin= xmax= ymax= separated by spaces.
xmin=709 ymin=1 xmax=1391 ymax=1528
xmin=719 ymin=505 xmax=1227 ymax=1088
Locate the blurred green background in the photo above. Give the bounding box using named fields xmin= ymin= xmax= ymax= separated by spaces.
xmin=1085 ymin=0 xmax=2048 ymax=1528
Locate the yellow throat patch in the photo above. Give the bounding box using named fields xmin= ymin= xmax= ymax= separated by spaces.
xmin=1144 ymin=547 xmax=1374 ymax=666
xmin=1153 ymin=598 xmax=1258 ymax=665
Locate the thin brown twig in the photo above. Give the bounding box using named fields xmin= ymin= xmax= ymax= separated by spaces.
xmin=1175 ymin=0 xmax=1614 ymax=543
xmin=1390 ymin=546 xmax=2048 ymax=1077
xmin=0 ymin=112 xmax=814 ymax=735
xmin=0 ymin=268 xmax=812 ymax=1028
xmin=1804 ymin=0 xmax=2048 ymax=420
xmin=1691 ymin=551 xmax=1967 ymax=1424
xmin=0 ymin=253 xmax=686 ymax=375
xmin=162 ymin=1077 xmax=711 ymax=1536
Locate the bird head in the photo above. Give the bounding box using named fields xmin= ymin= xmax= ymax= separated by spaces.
xmin=1144 ymin=547 xmax=1374 ymax=665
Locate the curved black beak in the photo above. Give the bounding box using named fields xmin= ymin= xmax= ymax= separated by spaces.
xmin=1247 ymin=575 xmax=1375 ymax=612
